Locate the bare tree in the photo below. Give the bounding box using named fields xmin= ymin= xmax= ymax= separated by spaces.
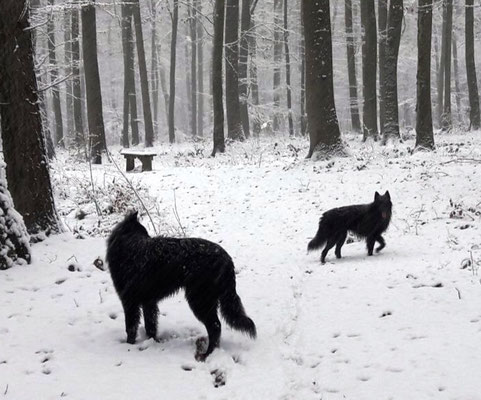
xmin=168 ymin=0 xmax=179 ymax=143
xmin=189 ymin=0 xmax=198 ymax=137
xmin=72 ymin=1 xmax=85 ymax=150
xmin=272 ymin=0 xmax=283 ymax=133
xmin=441 ymin=0 xmax=453 ymax=131
xmin=82 ymin=0 xmax=106 ymax=164
xmin=465 ymin=0 xmax=480 ymax=129
xmin=415 ymin=0 xmax=434 ymax=150
xmin=196 ymin=0 xmax=204 ymax=137
xmin=239 ymin=0 xmax=251 ymax=138
xmin=0 ymin=0 xmax=60 ymax=235
xmin=360 ymin=0 xmax=378 ymax=141
xmin=284 ymin=0 xmax=294 ymax=136
xmin=212 ymin=0 xmax=226 ymax=155
xmin=303 ymin=0 xmax=343 ymax=158
xmin=378 ymin=0 xmax=388 ymax=137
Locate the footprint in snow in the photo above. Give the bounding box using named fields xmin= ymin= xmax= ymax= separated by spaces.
xmin=211 ymin=369 xmax=226 ymax=388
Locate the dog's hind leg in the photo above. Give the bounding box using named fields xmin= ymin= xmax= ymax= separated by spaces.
xmin=335 ymin=231 xmax=347 ymax=259
xmin=375 ymin=235 xmax=386 ymax=253
xmin=321 ymin=238 xmax=337 ymax=263
xmin=142 ymin=301 xmax=159 ymax=339
xmin=366 ymin=235 xmax=376 ymax=256
xmin=123 ymin=302 xmax=141 ymax=344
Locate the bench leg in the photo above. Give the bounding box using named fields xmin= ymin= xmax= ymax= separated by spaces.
xmin=142 ymin=157 xmax=152 ymax=172
xmin=126 ymin=157 xmax=135 ymax=172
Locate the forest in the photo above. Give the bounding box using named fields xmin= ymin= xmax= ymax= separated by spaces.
xmin=1 ymin=0 xmax=481 ymax=398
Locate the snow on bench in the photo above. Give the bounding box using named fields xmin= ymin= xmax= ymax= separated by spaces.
xmin=120 ymin=150 xmax=157 ymax=172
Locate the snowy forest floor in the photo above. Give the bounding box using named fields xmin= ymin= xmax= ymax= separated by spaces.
xmin=2 ymin=131 xmax=481 ymax=399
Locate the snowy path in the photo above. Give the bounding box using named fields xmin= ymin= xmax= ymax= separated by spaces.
xmin=1 ymin=135 xmax=481 ymax=399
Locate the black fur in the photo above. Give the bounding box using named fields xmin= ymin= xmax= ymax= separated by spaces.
xmin=308 ymin=191 xmax=392 ymax=263
xmin=106 ymin=212 xmax=256 ymax=360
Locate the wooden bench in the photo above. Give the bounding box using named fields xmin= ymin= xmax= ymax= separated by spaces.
xmin=121 ymin=150 xmax=157 ymax=172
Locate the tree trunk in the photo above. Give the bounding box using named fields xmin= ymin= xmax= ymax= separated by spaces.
xmin=189 ymin=0 xmax=197 ymax=137
xmin=64 ymin=8 xmax=74 ymax=144
xmin=47 ymin=0 xmax=64 ymax=147
xmin=441 ymin=0 xmax=453 ymax=131
xmin=168 ymin=0 xmax=179 ymax=143
xmin=300 ymin=3 xmax=306 ymax=136
xmin=212 ymin=0 xmax=226 ymax=156
xmin=344 ymin=0 xmax=361 ymax=133
xmin=121 ymin=2 xmax=133 ymax=147
xmin=0 ymin=1 xmax=60 ymax=235
xmin=452 ymin=32 xmax=462 ymax=125
xmin=360 ymin=0 xmax=378 ymax=141
xmin=71 ymin=2 xmax=85 ymax=150
xmin=436 ymin=9 xmax=446 ymax=128
xmin=197 ymin=0 xmax=204 ymax=137
xmin=415 ymin=0 xmax=434 ymax=150
xmin=248 ymin=14 xmax=261 ymax=135
xmin=81 ymin=0 xmax=106 ymax=164
xmin=283 ymin=0 xmax=294 ymax=136
xmin=184 ymin=33 xmax=192 ymax=135
xmin=303 ymin=0 xmax=343 ymax=158
xmin=272 ymin=0 xmax=283 ymax=133
xmin=239 ymin=0 xmax=251 ymax=138
xmin=382 ymin=0 xmax=403 ymax=143
xmin=465 ymin=0 xmax=480 ymax=129
xmin=378 ymin=0 xmax=388 ymax=137
xmin=225 ymin=0 xmax=244 ymax=141
xmin=151 ymin=0 xmax=159 ymax=138
xmin=132 ymin=0 xmax=154 ymax=147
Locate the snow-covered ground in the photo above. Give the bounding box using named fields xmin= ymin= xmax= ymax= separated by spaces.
xmin=2 ymin=132 xmax=481 ymax=399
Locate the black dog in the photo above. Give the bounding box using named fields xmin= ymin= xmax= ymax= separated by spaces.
xmin=308 ymin=191 xmax=392 ymax=263
xmin=106 ymin=212 xmax=256 ymax=360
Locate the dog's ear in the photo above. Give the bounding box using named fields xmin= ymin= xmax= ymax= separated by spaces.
xmin=385 ymin=190 xmax=391 ymax=199
xmin=374 ymin=191 xmax=380 ymax=201
xmin=126 ymin=210 xmax=138 ymax=221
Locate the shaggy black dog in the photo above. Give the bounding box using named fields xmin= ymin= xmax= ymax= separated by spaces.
xmin=106 ymin=212 xmax=256 ymax=361
xmin=308 ymin=191 xmax=392 ymax=263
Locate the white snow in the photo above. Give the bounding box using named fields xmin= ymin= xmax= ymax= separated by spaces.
xmin=1 ymin=132 xmax=481 ymax=399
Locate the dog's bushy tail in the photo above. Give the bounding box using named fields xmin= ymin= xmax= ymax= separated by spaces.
xmin=308 ymin=219 xmax=327 ymax=252
xmin=219 ymin=268 xmax=257 ymax=339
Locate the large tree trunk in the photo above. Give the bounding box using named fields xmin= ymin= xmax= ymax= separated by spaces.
xmin=121 ymin=2 xmax=134 ymax=147
xmin=344 ymin=0 xmax=361 ymax=133
xmin=151 ymin=0 xmax=159 ymax=138
xmin=82 ymin=0 xmax=106 ymax=164
xmin=71 ymin=2 xmax=85 ymax=150
xmin=300 ymin=3 xmax=306 ymax=136
xmin=465 ymin=0 xmax=480 ymax=130
xmin=196 ymin=0 xmax=204 ymax=137
xmin=283 ymin=0 xmax=294 ymax=136
xmin=132 ymin=0 xmax=154 ymax=147
xmin=303 ymin=0 xmax=342 ymax=158
xmin=452 ymin=32 xmax=462 ymax=125
xmin=378 ymin=0 xmax=388 ymax=137
xmin=212 ymin=0 xmax=226 ymax=156
xmin=168 ymin=0 xmax=179 ymax=143
xmin=190 ymin=0 xmax=198 ymax=137
xmin=0 ymin=1 xmax=60 ymax=235
xmin=360 ymin=0 xmax=378 ymax=141
xmin=441 ymin=0 xmax=453 ymax=131
xmin=272 ymin=0 xmax=283 ymax=133
xmin=382 ymin=0 xmax=403 ymax=143
xmin=239 ymin=0 xmax=251 ymax=138
xmin=415 ymin=0 xmax=434 ymax=150
xmin=436 ymin=9 xmax=446 ymax=128
xmin=225 ymin=0 xmax=244 ymax=140
xmin=64 ymin=8 xmax=74 ymax=144
xmin=47 ymin=0 xmax=64 ymax=148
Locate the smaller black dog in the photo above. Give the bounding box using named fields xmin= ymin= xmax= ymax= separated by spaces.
xmin=308 ymin=191 xmax=392 ymax=263
xmin=106 ymin=212 xmax=256 ymax=360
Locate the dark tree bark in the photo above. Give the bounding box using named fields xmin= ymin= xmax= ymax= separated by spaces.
xmin=151 ymin=0 xmax=159 ymax=138
xmin=272 ymin=0 xmax=283 ymax=132
xmin=239 ymin=0 xmax=251 ymax=138
xmin=441 ymin=0 xmax=453 ymax=131
xmin=81 ymin=0 xmax=106 ymax=164
xmin=360 ymin=0 xmax=378 ymax=141
xmin=121 ymin=2 xmax=133 ymax=147
xmin=196 ymin=0 xmax=204 ymax=137
xmin=132 ymin=0 xmax=154 ymax=147
xmin=303 ymin=0 xmax=342 ymax=158
xmin=378 ymin=0 xmax=388 ymax=137
xmin=0 ymin=1 xmax=60 ymax=235
xmin=71 ymin=2 xmax=85 ymax=150
xmin=452 ymin=32 xmax=462 ymax=125
xmin=283 ymin=0 xmax=294 ymax=136
xmin=382 ymin=0 xmax=403 ymax=143
xmin=300 ymin=3 xmax=306 ymax=136
xmin=168 ymin=0 xmax=179 ymax=143
xmin=436 ymin=9 xmax=446 ymax=128
xmin=212 ymin=0 xmax=225 ymax=156
xmin=184 ymin=32 xmax=192 ymax=135
xmin=344 ymin=0 xmax=361 ymax=133
xmin=225 ymin=0 xmax=244 ymax=141
xmin=415 ymin=0 xmax=434 ymax=150
xmin=465 ymin=0 xmax=480 ymax=129
xmin=190 ymin=0 xmax=198 ymax=137
xmin=47 ymin=0 xmax=64 ymax=147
